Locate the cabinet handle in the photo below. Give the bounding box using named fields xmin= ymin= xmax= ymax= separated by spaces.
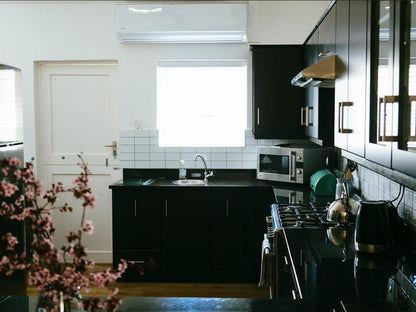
xmin=134 ymin=199 xmax=137 ymax=217
xmin=257 ymin=107 xmax=260 ymax=126
xmin=300 ymin=107 xmax=305 ymax=126
xmin=338 ymin=102 xmax=353 ymax=134
xmin=130 ymin=260 xmax=145 ymax=264
xmin=226 ymin=200 xmax=229 ymax=219
xmin=378 ymin=96 xmax=399 ymax=142
xmin=409 ymin=96 xmax=416 ymax=141
xmin=301 ymin=107 xmax=313 ymax=126
xmin=165 ymin=200 xmax=168 ymax=218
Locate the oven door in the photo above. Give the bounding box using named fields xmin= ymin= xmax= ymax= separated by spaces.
xmin=257 ymin=148 xmax=299 ymax=183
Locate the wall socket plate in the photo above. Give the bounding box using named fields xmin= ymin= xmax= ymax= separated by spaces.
xmin=134 ymin=120 xmax=142 ymax=130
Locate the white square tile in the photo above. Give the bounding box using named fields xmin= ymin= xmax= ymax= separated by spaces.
xmin=165 ymin=152 xmax=180 ymax=161
xmin=211 ymin=161 xmax=226 ymax=168
xmin=120 ymin=160 xmax=134 ymax=168
xmin=226 ymin=161 xmax=242 ymax=169
xmin=150 ymin=152 xmax=165 ymax=161
xmin=135 ymin=145 xmax=150 ymax=153
xmin=135 ymin=137 xmax=149 ymax=146
xmin=150 ymin=145 xmax=165 ymax=153
xmin=119 ymin=153 xmax=134 ymax=161
xmin=135 ymin=153 xmax=150 ymax=161
xmin=211 ymin=153 xmax=227 ymax=161
xmin=119 ymin=137 xmax=134 ymax=145
xmin=165 ymin=147 xmax=181 ymax=153
xmin=150 ymin=137 xmax=159 ymax=146
xmin=119 ymin=130 xmax=135 ymax=137
xmin=245 ymin=137 xmax=258 ymax=146
xmin=245 ymin=130 xmax=254 ymax=138
xmin=211 ymin=147 xmax=227 ymax=153
xmin=119 ymin=145 xmax=134 ymax=153
xmin=226 ymin=147 xmax=242 ymax=153
xmin=258 ymin=139 xmax=273 ymax=145
xmin=134 ymin=161 xmax=150 ymax=168
xmin=166 ymin=161 xmax=180 ymax=169
xmin=180 ymin=152 xmax=196 ymax=161
xmin=180 ymin=147 xmax=195 ymax=153
xmin=195 ymin=147 xmax=211 ymax=153
xmin=150 ymin=161 xmax=165 ymax=168
xmin=242 ymin=161 xmax=257 ymax=169
xmin=134 ymin=130 xmax=150 ymax=138
xmin=242 ymin=146 xmax=257 ymax=154
xmin=149 ymin=130 xmax=158 ymax=137
xmin=226 ymin=153 xmax=242 ymax=161
xmin=242 ymin=153 xmax=257 ymax=161
xmin=183 ymin=160 xmax=196 ymax=169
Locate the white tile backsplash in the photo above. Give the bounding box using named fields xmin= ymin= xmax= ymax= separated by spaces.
xmin=354 ymin=162 xmax=416 ymax=228
xmin=119 ymin=129 xmax=265 ymax=170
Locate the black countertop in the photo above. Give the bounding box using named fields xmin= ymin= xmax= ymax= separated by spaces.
xmin=109 ymin=168 xmax=312 ymax=191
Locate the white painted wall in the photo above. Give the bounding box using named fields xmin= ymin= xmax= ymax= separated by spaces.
xmin=0 ymin=0 xmax=330 ymax=163
xmin=0 ymin=1 xmax=329 ymax=258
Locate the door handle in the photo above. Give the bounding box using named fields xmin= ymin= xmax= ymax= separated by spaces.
xmin=378 ymin=96 xmax=399 ymax=142
xmin=338 ymin=102 xmax=353 ymax=134
xmin=105 ymin=140 xmax=118 ymax=158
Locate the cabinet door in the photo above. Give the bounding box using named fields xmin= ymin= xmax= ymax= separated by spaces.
xmin=210 ymin=189 xmax=245 ymax=282
xmin=304 ymin=31 xmax=320 ymax=139
xmin=161 ymin=189 xmax=210 ymax=281
xmin=244 ymin=188 xmax=275 ymax=282
xmin=366 ymin=0 xmax=395 ymax=167
xmin=334 ymin=0 xmax=350 ymax=151
xmin=251 ymin=45 xmax=304 ymax=139
xmin=334 ymin=0 xmax=367 ymax=157
xmin=392 ymin=0 xmax=416 ymax=176
xmin=112 ymin=189 xmax=161 ymax=251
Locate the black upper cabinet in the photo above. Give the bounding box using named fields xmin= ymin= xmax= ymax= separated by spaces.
xmin=334 ymin=0 xmax=367 ymax=157
xmin=251 ymin=45 xmax=304 ymax=139
xmin=366 ymin=0 xmax=416 ymax=177
xmin=302 ymin=5 xmax=335 ymax=147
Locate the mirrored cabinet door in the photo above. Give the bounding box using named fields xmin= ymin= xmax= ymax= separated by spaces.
xmin=392 ymin=0 xmax=416 ymax=176
xmin=366 ymin=0 xmax=395 ymax=167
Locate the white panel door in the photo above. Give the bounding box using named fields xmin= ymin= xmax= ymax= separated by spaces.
xmin=37 ymin=61 xmax=121 ymax=263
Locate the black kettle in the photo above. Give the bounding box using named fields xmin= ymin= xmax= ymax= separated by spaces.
xmin=354 ymin=201 xmax=395 ymax=254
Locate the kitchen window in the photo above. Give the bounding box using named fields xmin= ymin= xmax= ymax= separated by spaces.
xmin=157 ymin=60 xmax=247 ymax=147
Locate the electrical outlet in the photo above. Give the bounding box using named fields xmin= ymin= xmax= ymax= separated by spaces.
xmin=134 ymin=120 xmax=142 ymax=130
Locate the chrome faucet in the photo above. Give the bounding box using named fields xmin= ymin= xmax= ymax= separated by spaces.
xmin=194 ymin=154 xmax=214 ymax=183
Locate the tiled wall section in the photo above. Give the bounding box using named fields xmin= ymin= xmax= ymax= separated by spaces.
xmin=355 ymin=164 xmax=416 ymax=228
xmin=119 ymin=129 xmax=293 ymax=170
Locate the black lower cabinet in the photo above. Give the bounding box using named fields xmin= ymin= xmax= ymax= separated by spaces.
xmin=210 ymin=189 xmax=246 ymax=282
xmin=112 ymin=189 xmax=161 ymax=281
xmin=161 ymin=189 xmax=210 ymax=282
xmin=112 ymin=186 xmax=275 ymax=283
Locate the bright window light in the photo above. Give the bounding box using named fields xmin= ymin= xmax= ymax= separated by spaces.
xmin=157 ymin=60 xmax=247 ymax=147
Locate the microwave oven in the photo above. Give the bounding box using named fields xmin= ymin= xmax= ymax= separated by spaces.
xmin=257 ymin=145 xmax=332 ymax=184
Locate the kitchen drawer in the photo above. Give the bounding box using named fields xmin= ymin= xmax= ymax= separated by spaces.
xmin=114 ymin=250 xmax=161 ymax=282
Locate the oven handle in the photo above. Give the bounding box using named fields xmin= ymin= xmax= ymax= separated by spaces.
xmin=289 ymin=152 xmax=296 ymax=181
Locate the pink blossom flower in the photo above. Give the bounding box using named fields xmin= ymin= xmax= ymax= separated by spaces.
xmin=84 ymin=220 xmax=94 ymax=235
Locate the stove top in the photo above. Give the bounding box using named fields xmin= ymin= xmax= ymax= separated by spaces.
xmin=271 ymin=202 xmax=355 ymax=229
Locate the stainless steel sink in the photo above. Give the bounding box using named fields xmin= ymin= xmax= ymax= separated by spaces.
xmin=172 ymin=179 xmax=206 ymax=185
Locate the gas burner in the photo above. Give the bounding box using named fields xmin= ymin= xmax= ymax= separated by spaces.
xmin=272 ymin=202 xmax=332 ymax=228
